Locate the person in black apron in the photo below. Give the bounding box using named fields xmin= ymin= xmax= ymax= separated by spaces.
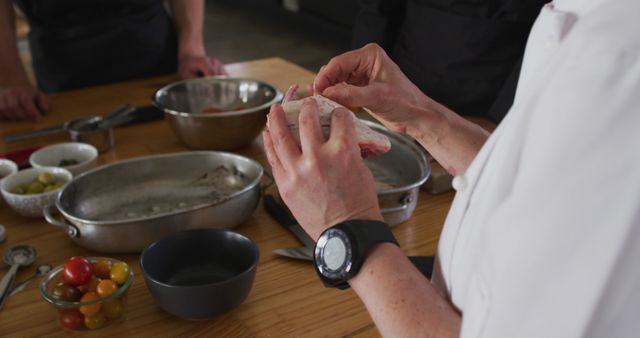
xmin=352 ymin=0 xmax=548 ymax=127
xmin=0 ymin=0 xmax=225 ymax=121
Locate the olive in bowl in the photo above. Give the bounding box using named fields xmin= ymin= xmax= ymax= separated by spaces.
xmin=39 ymin=256 xmax=134 ymax=331
xmin=29 ymin=142 xmax=98 ymax=177
xmin=0 ymin=167 xmax=72 ymax=218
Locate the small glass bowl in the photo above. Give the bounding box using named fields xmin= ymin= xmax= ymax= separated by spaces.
xmin=39 ymin=257 xmax=134 ymax=331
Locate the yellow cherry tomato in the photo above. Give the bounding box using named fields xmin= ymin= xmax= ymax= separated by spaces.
xmin=110 ymin=262 xmax=130 ymax=285
xmin=84 ymin=313 xmax=106 ymax=330
xmin=102 ymin=298 xmax=124 ymax=319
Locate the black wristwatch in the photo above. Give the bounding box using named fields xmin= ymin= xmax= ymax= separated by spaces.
xmin=314 ymin=220 xmax=398 ymax=289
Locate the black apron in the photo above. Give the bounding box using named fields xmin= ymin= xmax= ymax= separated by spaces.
xmin=15 ymin=0 xmax=178 ymax=93
xmin=353 ymin=0 xmax=547 ymax=123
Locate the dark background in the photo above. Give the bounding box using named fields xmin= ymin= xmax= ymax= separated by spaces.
xmin=204 ymin=0 xmax=358 ymax=71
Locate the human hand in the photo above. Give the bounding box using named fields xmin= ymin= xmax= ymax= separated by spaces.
xmin=178 ymin=55 xmax=228 ymax=79
xmin=313 ymin=43 xmax=431 ymax=134
xmin=0 ymin=85 xmax=48 ymax=122
xmin=263 ymin=100 xmax=383 ymax=240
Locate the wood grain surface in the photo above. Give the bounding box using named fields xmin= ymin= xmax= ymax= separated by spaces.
xmin=0 ymin=58 xmax=453 ymax=337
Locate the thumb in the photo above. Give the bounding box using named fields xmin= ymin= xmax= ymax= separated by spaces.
xmin=36 ymin=92 xmax=49 ymax=113
xmin=322 ymin=83 xmax=378 ymax=111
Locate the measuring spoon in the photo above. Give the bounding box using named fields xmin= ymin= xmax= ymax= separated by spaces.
xmin=8 ymin=264 xmax=52 ymax=297
xmin=0 ymin=245 xmax=37 ymax=310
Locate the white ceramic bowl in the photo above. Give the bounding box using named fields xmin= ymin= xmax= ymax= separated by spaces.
xmin=0 ymin=159 xmax=19 ymax=204
xmin=1 ymin=167 xmax=72 ymax=218
xmin=30 ymin=142 xmax=98 ymax=176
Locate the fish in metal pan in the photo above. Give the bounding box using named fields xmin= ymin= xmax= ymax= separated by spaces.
xmin=89 ymin=166 xmax=252 ymax=221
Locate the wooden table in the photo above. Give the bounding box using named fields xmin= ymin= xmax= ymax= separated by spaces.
xmin=0 ymin=58 xmax=454 ymax=337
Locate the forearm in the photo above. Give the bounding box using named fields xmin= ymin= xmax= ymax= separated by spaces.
xmin=170 ymin=0 xmax=206 ymax=59
xmin=349 ymin=243 xmax=461 ymax=337
xmin=0 ymin=0 xmax=30 ymax=86
xmin=405 ymin=97 xmax=490 ymax=176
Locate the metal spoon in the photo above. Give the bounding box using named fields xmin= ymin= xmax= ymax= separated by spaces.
xmin=8 ymin=264 xmax=52 ymax=297
xmin=0 ymin=245 xmax=37 ymax=310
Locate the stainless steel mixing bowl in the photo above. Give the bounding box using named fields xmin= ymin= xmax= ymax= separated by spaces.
xmin=153 ymin=77 xmax=283 ymax=150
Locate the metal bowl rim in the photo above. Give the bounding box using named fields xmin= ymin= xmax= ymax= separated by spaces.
xmin=152 ymin=77 xmax=283 ymax=118
xmin=364 ymin=121 xmax=430 ymax=193
xmin=55 ymin=151 xmax=264 ymax=226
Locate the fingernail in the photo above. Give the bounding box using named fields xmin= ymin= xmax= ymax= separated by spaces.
xmin=333 ymin=109 xmax=343 ymax=118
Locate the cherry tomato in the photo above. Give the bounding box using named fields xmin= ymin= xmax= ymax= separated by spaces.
xmin=102 ymin=298 xmax=124 ymax=319
xmin=84 ymin=313 xmax=106 ymax=330
xmin=96 ymin=279 xmax=118 ymax=298
xmin=93 ymin=260 xmax=113 ymax=279
xmin=51 ymin=283 xmax=82 ymax=302
xmin=79 ymin=292 xmax=101 ymax=316
xmin=59 ymin=309 xmax=84 ymax=330
xmin=78 ymin=277 xmax=101 ymax=294
xmin=63 ymin=256 xmax=93 ymax=286
xmin=110 ymin=262 xmax=130 ymax=285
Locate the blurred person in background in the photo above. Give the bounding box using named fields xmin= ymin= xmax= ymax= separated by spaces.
xmin=0 ymin=0 xmax=226 ymax=121
xmin=352 ymin=0 xmax=548 ymax=130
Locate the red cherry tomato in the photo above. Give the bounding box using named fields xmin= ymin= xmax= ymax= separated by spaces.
xmin=77 ymin=277 xmax=101 ymax=294
xmin=59 ymin=309 xmax=84 ymax=330
xmin=63 ymin=256 xmax=93 ymax=286
xmin=51 ymin=283 xmax=82 ymax=302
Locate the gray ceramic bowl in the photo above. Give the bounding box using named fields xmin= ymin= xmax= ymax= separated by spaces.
xmin=153 ymin=77 xmax=282 ymax=150
xmin=0 ymin=159 xmax=18 ymax=204
xmin=140 ymin=228 xmax=259 ymax=320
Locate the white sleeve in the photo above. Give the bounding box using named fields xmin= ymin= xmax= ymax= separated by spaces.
xmin=477 ymin=8 xmax=640 ymax=337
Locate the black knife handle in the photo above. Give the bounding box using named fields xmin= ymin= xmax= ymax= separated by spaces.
xmin=263 ymin=194 xmax=315 ymax=248
xmin=119 ymin=105 xmax=165 ymax=127
xmin=263 ymin=194 xmax=297 ymax=228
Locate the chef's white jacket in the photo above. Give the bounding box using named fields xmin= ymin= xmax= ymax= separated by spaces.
xmin=432 ymin=0 xmax=640 ymax=337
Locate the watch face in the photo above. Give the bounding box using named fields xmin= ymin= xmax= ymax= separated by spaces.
xmin=315 ymin=228 xmax=352 ymax=280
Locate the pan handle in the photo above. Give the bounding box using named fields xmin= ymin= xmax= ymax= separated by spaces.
xmin=380 ymin=194 xmax=413 ymax=214
xmin=43 ymin=205 xmax=79 ymax=238
xmin=260 ymin=170 xmax=274 ymax=192
xmin=3 ymin=125 xmax=65 ymax=143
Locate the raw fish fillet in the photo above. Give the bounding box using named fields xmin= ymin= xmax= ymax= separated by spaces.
xmin=280 ymin=85 xmax=391 ymax=157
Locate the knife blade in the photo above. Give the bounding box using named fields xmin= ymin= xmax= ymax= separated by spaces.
xmin=263 ymin=194 xmax=316 ymax=249
xmin=272 ymin=247 xmax=313 ymax=261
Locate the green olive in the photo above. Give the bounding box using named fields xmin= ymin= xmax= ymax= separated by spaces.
xmin=9 ymin=186 xmax=25 ymax=194
xmin=27 ymin=181 xmax=45 ymax=194
xmin=43 ymin=185 xmax=59 ymax=192
xmin=37 ymin=173 xmax=56 ymax=185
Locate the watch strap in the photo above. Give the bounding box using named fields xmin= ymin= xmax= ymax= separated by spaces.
xmin=321 ymin=220 xmax=398 ymax=289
